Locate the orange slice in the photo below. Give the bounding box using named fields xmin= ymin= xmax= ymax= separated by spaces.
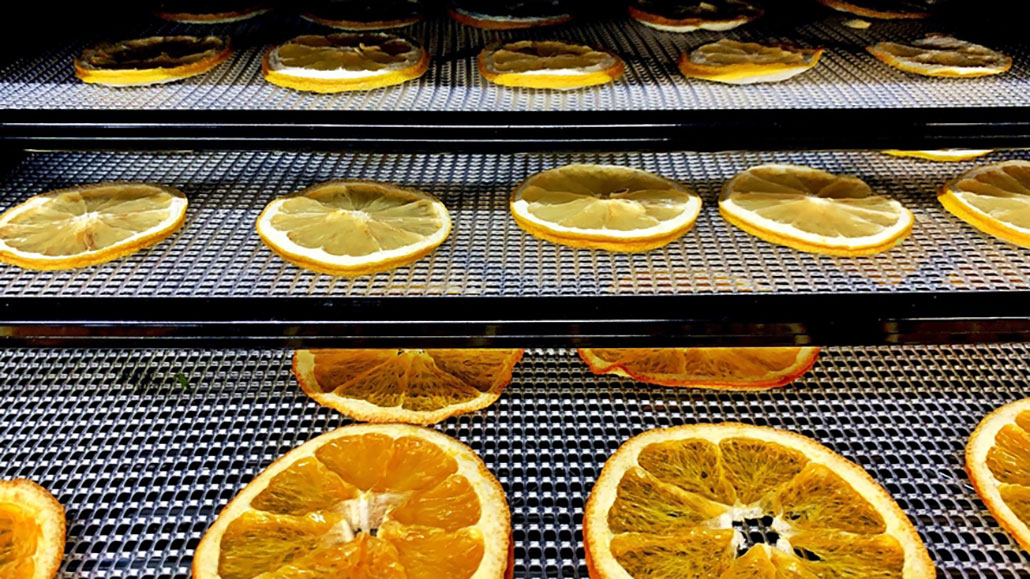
xmin=510 ymin=164 xmax=702 ymax=252
xmin=678 ymin=39 xmax=822 ymax=84
xmin=448 ymin=1 xmax=573 ymax=29
xmin=966 ymin=397 xmax=1030 ymax=552
xmin=0 ymin=182 xmax=188 ymax=271
xmin=938 ymin=160 xmax=1030 ymax=248
xmin=193 ymin=424 xmax=512 ymax=578
xmin=578 ymin=347 xmax=819 ymax=389
xmin=817 ymin=0 xmax=931 ymax=18
xmin=155 ymin=3 xmax=270 ymax=23
xmin=478 ymin=40 xmax=624 ymax=90
xmin=0 ymin=479 xmax=66 ymax=579
xmin=868 ymin=34 xmax=1011 ymax=78
xmin=719 ymin=163 xmax=914 ymax=256
xmin=628 ymin=0 xmax=763 ymax=32
xmin=293 ymin=349 xmax=524 ymax=424
xmin=300 ymin=0 xmax=424 ymax=30
xmin=74 ymin=36 xmax=231 ymax=86
xmin=883 ymin=149 xmax=994 ymax=162
xmin=584 ymin=423 xmax=935 ymax=578
xmin=262 ymin=33 xmax=429 ymax=93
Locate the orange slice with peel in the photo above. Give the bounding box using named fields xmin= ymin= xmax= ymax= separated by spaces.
xmin=155 ymin=2 xmax=270 ymax=23
xmin=584 ymin=422 xmax=935 ymax=578
xmin=193 ymin=423 xmax=512 ymax=578
xmin=448 ymin=1 xmax=573 ymax=29
xmin=74 ymin=36 xmax=231 ymax=86
xmin=293 ymin=349 xmax=524 ymax=424
xmin=0 ymin=479 xmax=66 ymax=579
xmin=578 ymin=347 xmax=819 ymax=389
xmin=478 ymin=40 xmax=624 ymax=90
xmin=629 ymin=0 xmax=763 ymax=32
xmin=301 ymin=0 xmax=423 ymax=30
xmin=868 ymin=34 xmax=1011 ymax=78
xmin=938 ymin=160 xmax=1030 ymax=248
xmin=817 ymin=0 xmax=931 ymax=18
xmin=678 ymin=39 xmax=822 ymax=84
xmin=883 ymin=149 xmax=994 ymax=162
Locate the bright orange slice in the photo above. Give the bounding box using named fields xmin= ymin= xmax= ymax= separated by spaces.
xmin=193 ymin=424 xmax=512 ymax=578
xmin=478 ymin=40 xmax=624 ymax=90
xmin=74 ymin=36 xmax=231 ymax=86
xmin=938 ymin=160 xmax=1030 ymax=248
xmin=293 ymin=349 xmax=524 ymax=424
xmin=0 ymin=479 xmax=66 ymax=579
xmin=868 ymin=34 xmax=1011 ymax=78
xmin=678 ymin=39 xmax=822 ymax=84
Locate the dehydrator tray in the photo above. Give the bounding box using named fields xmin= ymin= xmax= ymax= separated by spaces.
xmin=0 ymin=345 xmax=1027 ymax=577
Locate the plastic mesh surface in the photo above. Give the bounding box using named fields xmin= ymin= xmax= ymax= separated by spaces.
xmin=1 ymin=14 xmax=1028 ymax=111
xmin=0 ymin=345 xmax=1028 ymax=577
xmin=1 ymin=148 xmax=1030 ymax=297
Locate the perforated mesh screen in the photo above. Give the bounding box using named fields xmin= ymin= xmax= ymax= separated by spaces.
xmin=1 ymin=14 xmax=1028 ymax=111
xmin=2 ymin=148 xmax=1030 ymax=297
xmin=1 ymin=346 xmax=1028 ymax=577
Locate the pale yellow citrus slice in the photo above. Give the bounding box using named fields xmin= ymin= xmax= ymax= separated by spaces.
xmin=939 ymin=160 xmax=1030 ymax=248
xmin=155 ymin=2 xmax=270 ymax=23
xmin=868 ymin=34 xmax=1011 ymax=77
xmin=0 ymin=182 xmax=188 ymax=270
xmin=256 ymin=179 xmax=451 ymax=277
xmin=817 ymin=0 xmax=931 ymax=19
xmin=0 ymin=479 xmax=66 ymax=579
xmin=193 ymin=423 xmax=512 ymax=578
xmin=678 ymin=39 xmax=823 ymax=84
xmin=628 ymin=0 xmax=763 ymax=32
xmin=74 ymin=36 xmax=232 ymax=86
xmin=292 ymin=349 xmax=525 ymax=424
xmin=510 ymin=164 xmax=702 ymax=252
xmin=883 ymin=149 xmax=994 ymax=162
xmin=262 ymin=33 xmax=429 ymax=93
xmin=966 ymin=397 xmax=1030 ymax=552
xmin=584 ymin=422 xmax=935 ymax=578
xmin=578 ymin=347 xmax=819 ymax=390
xmin=719 ymin=163 xmax=914 ymax=256
xmin=478 ymin=40 xmax=624 ymax=90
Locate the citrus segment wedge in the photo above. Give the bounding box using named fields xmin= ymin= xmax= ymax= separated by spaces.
xmin=578 ymin=347 xmax=819 ymax=389
xmin=883 ymin=149 xmax=994 ymax=162
xmin=939 ymin=160 xmax=1030 ymax=248
xmin=678 ymin=39 xmax=822 ymax=84
xmin=74 ymin=36 xmax=231 ymax=86
xmin=584 ymin=423 xmax=934 ymax=578
xmin=0 ymin=479 xmax=66 ymax=579
xmin=478 ymin=41 xmax=624 ymax=90
xmin=293 ymin=349 xmax=524 ymax=424
xmin=193 ymin=424 xmax=511 ymax=578
xmin=719 ymin=163 xmax=914 ymax=256
xmin=868 ymin=34 xmax=1011 ymax=78
xmin=817 ymin=0 xmax=931 ymax=19
xmin=0 ymin=182 xmax=188 ymax=270
xmin=628 ymin=0 xmax=763 ymax=32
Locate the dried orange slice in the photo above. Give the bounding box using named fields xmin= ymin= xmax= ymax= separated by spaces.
xmin=584 ymin=422 xmax=935 ymax=578
xmin=817 ymin=0 xmax=931 ymax=18
xmin=193 ymin=424 xmax=512 ymax=578
xmin=720 ymin=163 xmax=914 ymax=256
xmin=966 ymin=398 xmax=1030 ymax=552
xmin=74 ymin=36 xmax=231 ymax=86
xmin=0 ymin=479 xmax=65 ymax=579
xmin=155 ymin=2 xmax=270 ymax=23
xmin=629 ymin=0 xmax=763 ymax=32
xmin=478 ymin=40 xmax=624 ymax=90
xmin=301 ymin=0 xmax=424 ymax=30
xmin=868 ymin=34 xmax=1011 ymax=78
xmin=578 ymin=347 xmax=819 ymax=389
xmin=256 ymin=180 xmax=451 ymax=277
xmin=262 ymin=33 xmax=429 ymax=93
xmin=883 ymin=149 xmax=994 ymax=162
xmin=678 ymin=39 xmax=822 ymax=84
xmin=293 ymin=349 xmax=524 ymax=424
xmin=448 ymin=0 xmax=573 ymax=29
xmin=510 ymin=164 xmax=702 ymax=252
xmin=0 ymin=182 xmax=188 ymax=271
xmin=939 ymin=160 xmax=1030 ymax=248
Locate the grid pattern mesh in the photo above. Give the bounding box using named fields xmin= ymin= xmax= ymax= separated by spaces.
xmin=1 ymin=14 xmax=1029 ymax=111
xmin=2 ymin=148 xmax=1030 ymax=297
xmin=1 ymin=345 xmax=1029 ymax=577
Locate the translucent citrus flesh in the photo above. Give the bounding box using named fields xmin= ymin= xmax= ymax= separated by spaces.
xmin=580 ymin=347 xmax=816 ymax=388
xmin=0 ymin=504 xmax=40 ymax=579
xmin=689 ymin=39 xmax=808 ymax=66
xmin=985 ymin=409 xmax=1030 ymax=524
xmin=945 ymin=162 xmax=1030 ymax=232
xmin=217 ymin=433 xmax=485 ymax=578
xmin=275 ymin=35 xmax=418 ymax=71
xmin=488 ymin=41 xmax=613 ymax=73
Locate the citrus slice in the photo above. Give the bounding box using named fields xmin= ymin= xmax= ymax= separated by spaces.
xmin=262 ymin=33 xmax=429 ymax=93
xmin=155 ymin=2 xmax=270 ymax=23
xmin=628 ymin=0 xmax=763 ymax=32
xmin=883 ymin=149 xmax=994 ymax=162
xmin=193 ymin=423 xmax=511 ymax=578
xmin=256 ymin=179 xmax=451 ymax=277
xmin=817 ymin=0 xmax=931 ymax=18
xmin=966 ymin=397 xmax=1030 ymax=552
xmin=301 ymin=0 xmax=424 ymax=30
xmin=719 ymin=163 xmax=914 ymax=256
xmin=293 ymin=349 xmax=525 ymax=424
xmin=0 ymin=182 xmax=188 ymax=271
xmin=678 ymin=39 xmax=823 ymax=84
xmin=938 ymin=160 xmax=1030 ymax=248
xmin=74 ymin=36 xmax=231 ymax=86
xmin=578 ymin=347 xmax=819 ymax=390
xmin=584 ymin=422 xmax=935 ymax=578
xmin=478 ymin=40 xmax=624 ymax=90
xmin=0 ymin=479 xmax=66 ymax=579
xmin=448 ymin=0 xmax=573 ymax=29
xmin=868 ymin=34 xmax=1012 ymax=78
xmin=510 ymin=164 xmax=702 ymax=252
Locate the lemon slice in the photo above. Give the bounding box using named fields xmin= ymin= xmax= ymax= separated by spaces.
xmin=256 ymin=180 xmax=451 ymax=277
xmin=74 ymin=36 xmax=231 ymax=86
xmin=629 ymin=0 xmax=763 ymax=32
xmin=301 ymin=0 xmax=424 ymax=30
xmin=817 ymin=0 xmax=931 ymax=18
xmin=448 ymin=0 xmax=573 ymax=29
xmin=678 ymin=39 xmax=823 ymax=84
xmin=719 ymin=164 xmax=914 ymax=256
xmin=938 ymin=160 xmax=1030 ymax=248
xmin=510 ymin=164 xmax=702 ymax=252
xmin=0 ymin=182 xmax=188 ymax=271
xmin=868 ymin=34 xmax=1012 ymax=77
xmin=883 ymin=149 xmax=994 ymax=162
xmin=262 ymin=33 xmax=429 ymax=93
xmin=478 ymin=40 xmax=624 ymax=90
xmin=155 ymin=2 xmax=270 ymax=23
xmin=0 ymin=479 xmax=65 ymax=579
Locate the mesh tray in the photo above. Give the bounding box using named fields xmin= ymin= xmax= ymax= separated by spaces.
xmin=1 ymin=13 xmax=1029 ymax=112
xmin=1 ymin=345 xmax=1029 ymax=577
xmin=2 ymin=148 xmax=1030 ymax=298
